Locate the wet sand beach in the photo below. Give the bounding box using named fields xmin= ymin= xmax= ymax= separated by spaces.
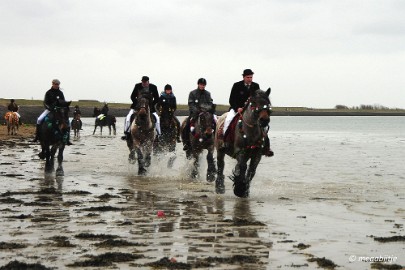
xmin=0 ymin=117 xmax=404 ymax=269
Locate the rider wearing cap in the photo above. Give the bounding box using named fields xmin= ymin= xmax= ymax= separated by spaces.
xmin=182 ymin=78 xmax=215 ymax=151
xmin=223 ymin=69 xmax=273 ymax=157
xmin=156 ymin=84 xmax=182 ymax=143
xmin=122 ymin=76 xmax=160 ymax=140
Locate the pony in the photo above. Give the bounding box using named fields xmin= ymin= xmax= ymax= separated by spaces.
xmin=4 ymin=111 xmax=19 ymax=135
xmin=127 ymin=96 xmax=155 ymax=175
xmin=154 ymin=106 xmax=179 ymax=168
xmin=93 ymin=115 xmax=116 ymax=135
xmin=214 ymin=88 xmax=272 ymax=197
xmin=39 ymin=100 xmax=71 ymax=175
xmin=181 ymin=105 xmax=216 ymax=181
xmin=71 ymin=113 xmax=81 ymax=138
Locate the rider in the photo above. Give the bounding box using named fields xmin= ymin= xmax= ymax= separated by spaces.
xmin=156 ymin=84 xmax=181 ymax=143
xmin=122 ymin=76 xmax=160 ymax=140
xmin=7 ymin=99 xmax=22 ymax=125
xmin=101 ymin=102 xmax=109 ymax=116
xmin=32 ymin=79 xmax=72 ymax=146
xmin=73 ymin=105 xmax=83 ymax=130
xmin=223 ymin=69 xmax=273 ymax=157
xmin=182 ymin=78 xmax=215 ymax=151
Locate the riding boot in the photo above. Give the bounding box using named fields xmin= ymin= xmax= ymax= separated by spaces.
xmin=121 ymin=131 xmax=130 ymax=141
xmin=182 ymin=120 xmax=190 ymax=151
xmin=262 ymin=136 xmax=274 ymax=157
xmin=31 ymin=124 xmax=41 ymax=142
xmin=174 ymin=117 xmax=181 ymax=143
xmin=64 ymin=128 xmax=73 ymax=146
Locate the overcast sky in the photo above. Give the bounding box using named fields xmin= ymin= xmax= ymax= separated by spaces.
xmin=1 ymin=0 xmax=404 ymax=108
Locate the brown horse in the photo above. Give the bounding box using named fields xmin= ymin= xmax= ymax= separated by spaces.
xmin=181 ymin=107 xmax=216 ymax=181
xmin=127 ymin=96 xmax=155 ymax=175
xmin=4 ymin=112 xmax=19 ymax=135
xmin=214 ymin=88 xmax=271 ymax=197
xmin=39 ymin=101 xmax=71 ymax=175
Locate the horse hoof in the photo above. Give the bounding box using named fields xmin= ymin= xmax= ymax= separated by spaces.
xmin=138 ymin=168 xmax=147 ymax=175
xmin=38 ymin=152 xmax=46 ymax=160
xmin=233 ymin=184 xmax=249 ymax=198
xmin=206 ymin=173 xmax=216 ymax=182
xmin=216 ymin=186 xmax=225 ymax=194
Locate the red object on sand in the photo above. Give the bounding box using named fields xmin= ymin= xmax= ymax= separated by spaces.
xmin=157 ymin=210 xmax=165 ymax=217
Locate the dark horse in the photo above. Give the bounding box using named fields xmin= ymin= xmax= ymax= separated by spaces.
xmin=39 ymin=100 xmax=71 ymax=176
xmin=181 ymin=105 xmax=216 ymax=181
xmin=127 ymin=96 xmax=155 ymax=175
xmin=93 ymin=115 xmax=116 ymax=135
xmin=214 ymin=88 xmax=271 ymax=197
xmin=154 ymin=107 xmax=178 ymax=168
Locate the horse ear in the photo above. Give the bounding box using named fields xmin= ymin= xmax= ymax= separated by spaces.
xmin=265 ymin=87 xmax=271 ymax=96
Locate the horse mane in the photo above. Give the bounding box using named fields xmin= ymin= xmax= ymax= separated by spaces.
xmin=252 ymin=89 xmax=271 ymax=105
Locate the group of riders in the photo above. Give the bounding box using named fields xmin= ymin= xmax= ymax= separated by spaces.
xmin=10 ymin=69 xmax=273 ymax=157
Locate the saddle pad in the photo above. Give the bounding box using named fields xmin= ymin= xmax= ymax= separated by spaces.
xmin=224 ymin=115 xmax=239 ymax=143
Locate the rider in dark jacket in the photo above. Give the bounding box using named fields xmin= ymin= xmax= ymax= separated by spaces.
xmin=32 ymin=79 xmax=72 ymax=146
xmin=182 ymin=78 xmax=215 ymax=150
xmin=122 ymin=76 xmax=160 ymax=140
xmin=156 ymin=84 xmax=181 ymax=143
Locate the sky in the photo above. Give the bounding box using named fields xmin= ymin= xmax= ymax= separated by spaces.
xmin=1 ymin=0 xmax=404 ymax=109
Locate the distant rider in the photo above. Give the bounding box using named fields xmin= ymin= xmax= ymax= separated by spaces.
xmin=73 ymin=105 xmax=83 ymax=130
xmin=7 ymin=99 xmax=22 ymax=125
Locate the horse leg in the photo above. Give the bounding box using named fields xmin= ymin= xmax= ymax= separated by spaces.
xmin=108 ymin=126 xmax=111 ymax=135
xmin=191 ymin=152 xmax=199 ymax=179
xmin=144 ymin=146 xmax=151 ymax=168
xmin=232 ymin=155 xmax=249 ymax=198
xmin=136 ymin=148 xmax=147 ymax=175
xmin=215 ymin=150 xmax=226 ymax=194
xmin=56 ymin=145 xmax=65 ymax=176
xmin=206 ymin=148 xmax=216 ymax=182
xmin=167 ymin=145 xmax=177 ymax=168
xmin=93 ymin=125 xmax=97 ymax=135
xmin=44 ymin=146 xmax=53 ymax=172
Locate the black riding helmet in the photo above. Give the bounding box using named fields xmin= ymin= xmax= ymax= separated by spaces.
xmin=197 ymin=78 xmax=207 ymax=85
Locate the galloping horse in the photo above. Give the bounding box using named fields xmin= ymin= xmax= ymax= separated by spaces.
xmin=181 ymin=105 xmax=216 ymax=181
xmin=39 ymin=100 xmax=71 ymax=175
xmin=127 ymin=96 xmax=155 ymax=175
xmin=4 ymin=112 xmax=19 ymax=135
xmin=154 ymin=107 xmax=178 ymax=168
xmin=71 ymin=114 xmax=81 ymax=138
xmin=93 ymin=115 xmax=116 ymax=135
xmin=214 ymin=88 xmax=271 ymax=197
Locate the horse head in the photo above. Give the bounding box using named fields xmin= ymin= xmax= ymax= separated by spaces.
xmin=136 ymin=97 xmax=150 ymax=121
xmin=197 ymin=110 xmax=215 ymax=139
xmin=53 ymin=100 xmax=71 ymax=130
xmin=244 ymin=88 xmax=272 ymax=128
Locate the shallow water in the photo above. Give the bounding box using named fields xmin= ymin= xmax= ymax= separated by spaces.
xmin=0 ymin=116 xmax=404 ymax=269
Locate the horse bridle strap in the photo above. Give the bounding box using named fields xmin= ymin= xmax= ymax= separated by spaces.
xmin=237 ymin=115 xmax=266 ymax=149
